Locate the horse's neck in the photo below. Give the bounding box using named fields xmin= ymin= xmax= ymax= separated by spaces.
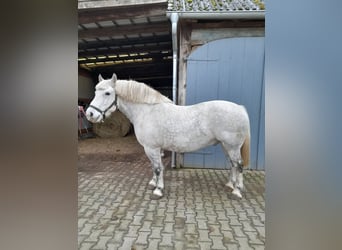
xmin=117 ymin=97 xmax=145 ymax=124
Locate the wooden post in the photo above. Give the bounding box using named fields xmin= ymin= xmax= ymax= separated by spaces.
xmin=176 ymin=20 xmax=192 ymax=168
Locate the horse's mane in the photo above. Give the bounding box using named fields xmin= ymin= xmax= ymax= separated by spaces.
xmin=115 ymin=80 xmax=172 ymax=104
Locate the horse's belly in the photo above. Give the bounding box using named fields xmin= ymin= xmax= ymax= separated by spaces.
xmin=162 ymin=129 xmax=217 ymax=153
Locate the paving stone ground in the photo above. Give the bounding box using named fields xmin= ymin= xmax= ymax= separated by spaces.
xmin=78 ymin=135 xmax=265 ymax=250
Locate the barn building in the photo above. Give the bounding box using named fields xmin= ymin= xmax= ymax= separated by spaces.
xmin=78 ymin=0 xmax=265 ymax=170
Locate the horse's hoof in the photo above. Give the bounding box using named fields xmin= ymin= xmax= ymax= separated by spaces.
xmin=151 ymin=188 xmax=163 ymax=199
xmin=237 ymin=185 xmax=244 ymax=192
xmin=148 ymin=180 xmax=157 ymax=190
xmin=226 ymin=181 xmax=234 ymax=190
xmin=232 ymin=188 xmax=243 ymax=199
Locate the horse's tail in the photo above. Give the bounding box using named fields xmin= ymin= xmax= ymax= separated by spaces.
xmin=241 ymin=134 xmax=250 ymax=167
xmin=241 ymin=113 xmax=250 ymax=167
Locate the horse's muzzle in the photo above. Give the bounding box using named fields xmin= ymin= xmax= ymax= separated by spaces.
xmin=86 ymin=108 xmax=103 ymax=123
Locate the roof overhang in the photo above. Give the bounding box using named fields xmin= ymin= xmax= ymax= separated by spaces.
xmin=166 ymin=11 xmax=265 ymax=20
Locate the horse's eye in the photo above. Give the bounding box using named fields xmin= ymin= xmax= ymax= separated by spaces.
xmin=105 ymin=92 xmax=110 ymax=96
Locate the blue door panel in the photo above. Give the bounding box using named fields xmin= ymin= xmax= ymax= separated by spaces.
xmin=184 ymin=37 xmax=265 ymax=170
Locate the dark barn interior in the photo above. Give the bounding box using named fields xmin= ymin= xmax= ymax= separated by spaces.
xmin=78 ymin=2 xmax=172 ymax=98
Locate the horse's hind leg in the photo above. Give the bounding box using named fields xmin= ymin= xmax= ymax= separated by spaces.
xmin=144 ymin=147 xmax=165 ymax=198
xmin=226 ymin=161 xmax=236 ymax=190
xmin=222 ymin=144 xmax=244 ymax=199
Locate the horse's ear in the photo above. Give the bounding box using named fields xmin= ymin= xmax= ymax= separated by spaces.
xmin=98 ymin=74 xmax=104 ymax=82
xmin=111 ymin=73 xmax=117 ymax=83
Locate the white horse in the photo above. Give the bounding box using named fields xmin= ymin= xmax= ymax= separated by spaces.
xmin=86 ymin=74 xmax=250 ymax=199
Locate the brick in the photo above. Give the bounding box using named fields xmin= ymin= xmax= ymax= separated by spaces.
xmin=164 ymin=212 xmax=174 ymax=222
xmin=156 ymin=208 xmax=166 ymax=216
xmin=149 ymin=226 xmax=162 ymax=239
xmin=252 ymin=217 xmax=264 ymax=227
xmin=231 ymin=226 xmax=246 ymax=238
xmin=139 ymin=221 xmax=152 ymax=232
xmin=132 ymin=215 xmax=144 ymax=226
xmin=195 ymin=210 xmax=206 ymax=219
xmin=102 ymin=224 xmax=117 ymax=236
xmin=118 ymin=237 xmax=136 ymax=250
xmin=174 ymin=241 xmax=185 ymax=250
xmin=162 ymin=222 xmax=174 ymax=233
xmin=147 ymin=239 xmax=160 ymax=250
xmin=175 ymin=217 xmax=186 ymax=229
xmin=135 ymin=231 xmax=150 ymax=245
xmin=255 ymin=226 xmax=265 ymax=241
xmin=216 ymin=211 xmax=228 ymax=221
xmin=117 ymin=219 xmax=132 ymax=231
xmin=159 ymin=233 xmax=173 ymax=247
xmin=238 ymin=211 xmax=249 ymax=221
xmin=87 ymin=229 xmax=102 ymax=242
xmin=223 ymin=243 xmax=239 ymax=250
xmin=79 ymin=242 xmax=95 ymax=250
xmin=112 ymin=231 xmax=125 ymax=244
xmin=152 ymin=216 xmax=164 ymax=227
xmin=78 ymin=235 xmax=86 ymax=245
xmin=173 ymin=228 xmax=186 ymax=241
xmin=197 ymin=219 xmax=208 ymax=230
xmin=235 ymin=237 xmax=251 ymax=250
xmin=175 ymin=209 xmax=185 ymax=218
xmin=252 ymin=244 xmax=265 ymax=250
xmin=222 ymin=230 xmax=236 ymax=244
xmin=206 ymin=215 xmax=218 ymax=225
xmin=210 ymin=236 xmax=226 ymax=250
xmin=185 ymin=234 xmax=200 ymax=248
xmin=78 ymin=218 xmax=88 ymax=229
xmin=92 ymin=236 xmax=111 ymax=249
xmin=241 ymin=221 xmax=257 ymax=232
xmin=219 ymin=220 xmax=232 ymax=231
xmin=198 ymin=229 xmax=211 ymax=242
xmin=229 ymin=216 xmax=242 ymax=226
xmin=208 ymin=224 xmax=222 ymax=236
xmin=199 ymin=241 xmax=213 ymax=250
xmin=126 ymin=225 xmax=140 ymax=237
xmin=185 ymin=223 xmax=198 ymax=235
xmin=245 ymin=231 xmax=264 ymax=245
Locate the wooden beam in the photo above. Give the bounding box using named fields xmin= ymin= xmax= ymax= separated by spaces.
xmin=95 ymin=60 xmax=171 ymax=70
xmin=78 ymin=52 xmax=172 ymax=65
xmin=79 ymin=34 xmax=171 ymax=50
xmin=92 ymin=61 xmax=172 ymax=77
xmin=79 ymin=22 xmax=170 ymax=39
xmin=79 ymin=43 xmax=171 ymax=58
xmin=78 ymin=2 xmax=168 ymax=24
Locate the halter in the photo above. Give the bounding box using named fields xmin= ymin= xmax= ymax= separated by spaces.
xmin=88 ymin=96 xmax=117 ymax=121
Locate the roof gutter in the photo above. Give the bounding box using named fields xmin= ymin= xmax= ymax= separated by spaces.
xmin=167 ymin=11 xmax=265 ymax=20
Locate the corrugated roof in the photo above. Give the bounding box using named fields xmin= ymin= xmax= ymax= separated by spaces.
xmin=167 ymin=0 xmax=265 ymax=12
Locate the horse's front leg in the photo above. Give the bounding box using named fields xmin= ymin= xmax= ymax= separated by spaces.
xmin=148 ymin=172 xmax=157 ymax=190
xmin=231 ymin=160 xmax=244 ymax=199
xmin=144 ymin=147 xmax=164 ymax=198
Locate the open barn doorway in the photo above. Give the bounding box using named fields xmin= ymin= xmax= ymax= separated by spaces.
xmin=78 ymin=1 xmax=172 ymax=138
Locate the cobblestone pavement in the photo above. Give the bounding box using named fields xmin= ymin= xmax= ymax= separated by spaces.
xmin=78 ymin=136 xmax=265 ymax=250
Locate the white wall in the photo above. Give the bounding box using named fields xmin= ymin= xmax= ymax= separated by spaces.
xmin=78 ymin=75 xmax=94 ymax=100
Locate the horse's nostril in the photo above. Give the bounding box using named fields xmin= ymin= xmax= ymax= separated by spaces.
xmin=90 ymin=112 xmax=93 ymax=117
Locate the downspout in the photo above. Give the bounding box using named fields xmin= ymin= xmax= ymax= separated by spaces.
xmin=170 ymin=12 xmax=179 ymax=168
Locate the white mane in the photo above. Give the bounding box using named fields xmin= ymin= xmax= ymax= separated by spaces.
xmin=115 ymin=80 xmax=172 ymax=104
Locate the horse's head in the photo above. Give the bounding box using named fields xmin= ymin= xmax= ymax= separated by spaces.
xmin=86 ymin=73 xmax=118 ymax=123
